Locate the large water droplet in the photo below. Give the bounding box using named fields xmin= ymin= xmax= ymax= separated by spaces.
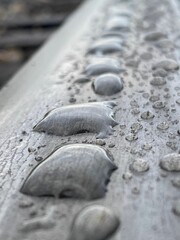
xmin=152 ymin=59 xmax=179 ymax=71
xmin=159 ymin=153 xmax=180 ymax=171
xmin=21 ymin=144 xmax=117 ymax=199
xmin=93 ymin=74 xmax=123 ymax=96
xmin=88 ymin=38 xmax=123 ymax=54
xmin=144 ymin=31 xmax=167 ymax=41
xmin=130 ymin=158 xmax=149 ymax=173
xmin=69 ymin=205 xmax=120 ymax=240
xmin=85 ymin=58 xmax=122 ymax=76
xmin=33 ymin=101 xmax=118 ymax=139
xmin=141 ymin=111 xmax=154 ymax=120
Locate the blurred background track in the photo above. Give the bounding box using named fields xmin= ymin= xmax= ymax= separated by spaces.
xmin=0 ymin=0 xmax=83 ymax=88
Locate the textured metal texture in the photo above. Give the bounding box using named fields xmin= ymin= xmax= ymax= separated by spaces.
xmin=0 ymin=0 xmax=180 ymax=239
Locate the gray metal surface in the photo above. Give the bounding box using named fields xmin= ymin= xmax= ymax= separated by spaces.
xmin=0 ymin=0 xmax=180 ymax=239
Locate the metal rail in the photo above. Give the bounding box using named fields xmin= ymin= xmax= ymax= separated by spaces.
xmin=0 ymin=0 xmax=180 ymax=239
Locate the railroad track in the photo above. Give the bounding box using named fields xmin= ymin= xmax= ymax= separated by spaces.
xmin=0 ymin=0 xmax=180 ymax=239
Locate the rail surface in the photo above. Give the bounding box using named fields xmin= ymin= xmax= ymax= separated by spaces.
xmin=0 ymin=0 xmax=180 ymax=239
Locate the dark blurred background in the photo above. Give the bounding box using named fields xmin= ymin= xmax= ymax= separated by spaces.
xmin=0 ymin=0 xmax=83 ymax=88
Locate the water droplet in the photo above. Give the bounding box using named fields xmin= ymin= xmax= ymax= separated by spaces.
xmin=101 ymin=31 xmax=124 ymax=39
xmin=159 ymin=153 xmax=180 ymax=171
xmin=21 ymin=206 xmax=56 ymax=232
xmin=142 ymin=143 xmax=152 ymax=150
xmin=69 ymin=205 xmax=120 ymax=240
xmin=108 ymin=143 xmax=115 ymax=148
xmin=33 ymin=101 xmax=118 ymax=139
xmin=157 ymin=122 xmax=169 ymax=130
xmin=171 ymin=178 xmax=180 ymax=188
xmin=93 ymin=74 xmax=123 ymax=96
xmin=75 ymin=76 xmax=90 ymax=84
xmin=166 ymin=142 xmax=178 ymax=151
xmin=156 ymin=39 xmax=174 ymax=49
xmin=125 ymin=133 xmax=138 ymax=142
xmin=140 ymin=52 xmax=153 ymax=61
xmin=21 ymin=144 xmax=117 ymax=199
xmin=132 ymin=187 xmax=140 ymax=194
xmin=130 ymin=100 xmax=139 ymax=107
xmin=149 ymin=95 xmax=160 ymax=102
xmin=152 ymin=68 xmax=168 ymax=77
xmin=152 ymin=101 xmax=165 ymax=109
xmin=144 ymin=31 xmax=167 ymax=41
xmin=176 ymin=98 xmax=180 ymax=105
xmin=172 ymin=200 xmax=180 ymax=217
xmin=85 ymin=58 xmax=122 ymax=76
xmin=131 ymin=123 xmax=143 ymax=133
xmin=108 ymin=7 xmax=131 ymax=18
xmin=141 ymin=111 xmax=154 ymax=120
xmin=131 ymin=108 xmax=140 ymax=115
xmin=122 ymin=172 xmax=133 ymax=180
xmin=150 ymin=77 xmax=166 ymax=86
xmin=106 ymin=16 xmax=130 ymax=31
xmin=88 ymin=38 xmax=123 ymax=54
xmin=130 ymin=159 xmax=149 ymax=172
xmin=152 ymin=59 xmax=179 ymax=71
xmin=96 ymin=139 xmax=106 ymax=146
xmin=19 ymin=200 xmax=34 ymax=208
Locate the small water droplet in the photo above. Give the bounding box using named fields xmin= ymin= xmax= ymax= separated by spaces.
xmin=142 ymin=143 xmax=152 ymax=150
xmin=152 ymin=68 xmax=168 ymax=77
xmin=152 ymin=59 xmax=179 ymax=71
xmin=69 ymin=205 xmax=120 ymax=240
xmin=152 ymin=101 xmax=165 ymax=109
xmin=141 ymin=111 xmax=154 ymax=120
xmin=159 ymin=153 xmax=180 ymax=171
xmin=131 ymin=108 xmax=140 ymax=115
xmin=176 ymin=98 xmax=180 ymax=105
xmin=157 ymin=122 xmax=169 ymax=130
xmin=156 ymin=39 xmax=174 ymax=49
xmin=93 ymin=74 xmax=123 ymax=96
xmin=108 ymin=143 xmax=115 ymax=148
xmin=131 ymin=123 xmax=143 ymax=133
xmin=96 ymin=139 xmax=106 ymax=146
xmin=21 ymin=144 xmax=117 ymax=199
xmin=89 ymin=38 xmax=123 ymax=54
xmin=122 ymin=172 xmax=133 ymax=180
xmin=171 ymin=178 xmax=180 ymax=188
xmin=106 ymin=16 xmax=130 ymax=31
xmin=149 ymin=95 xmax=160 ymax=102
xmin=150 ymin=77 xmax=166 ymax=86
xmin=19 ymin=200 xmax=34 ymax=209
xmin=75 ymin=76 xmax=90 ymax=84
xmin=166 ymin=142 xmax=178 ymax=151
xmin=130 ymin=158 xmax=149 ymax=172
xmin=132 ymin=187 xmax=140 ymax=194
xmin=172 ymin=200 xmax=180 ymax=217
xmin=144 ymin=31 xmax=167 ymax=41
xmin=125 ymin=133 xmax=138 ymax=142
xmin=85 ymin=58 xmax=122 ymax=76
